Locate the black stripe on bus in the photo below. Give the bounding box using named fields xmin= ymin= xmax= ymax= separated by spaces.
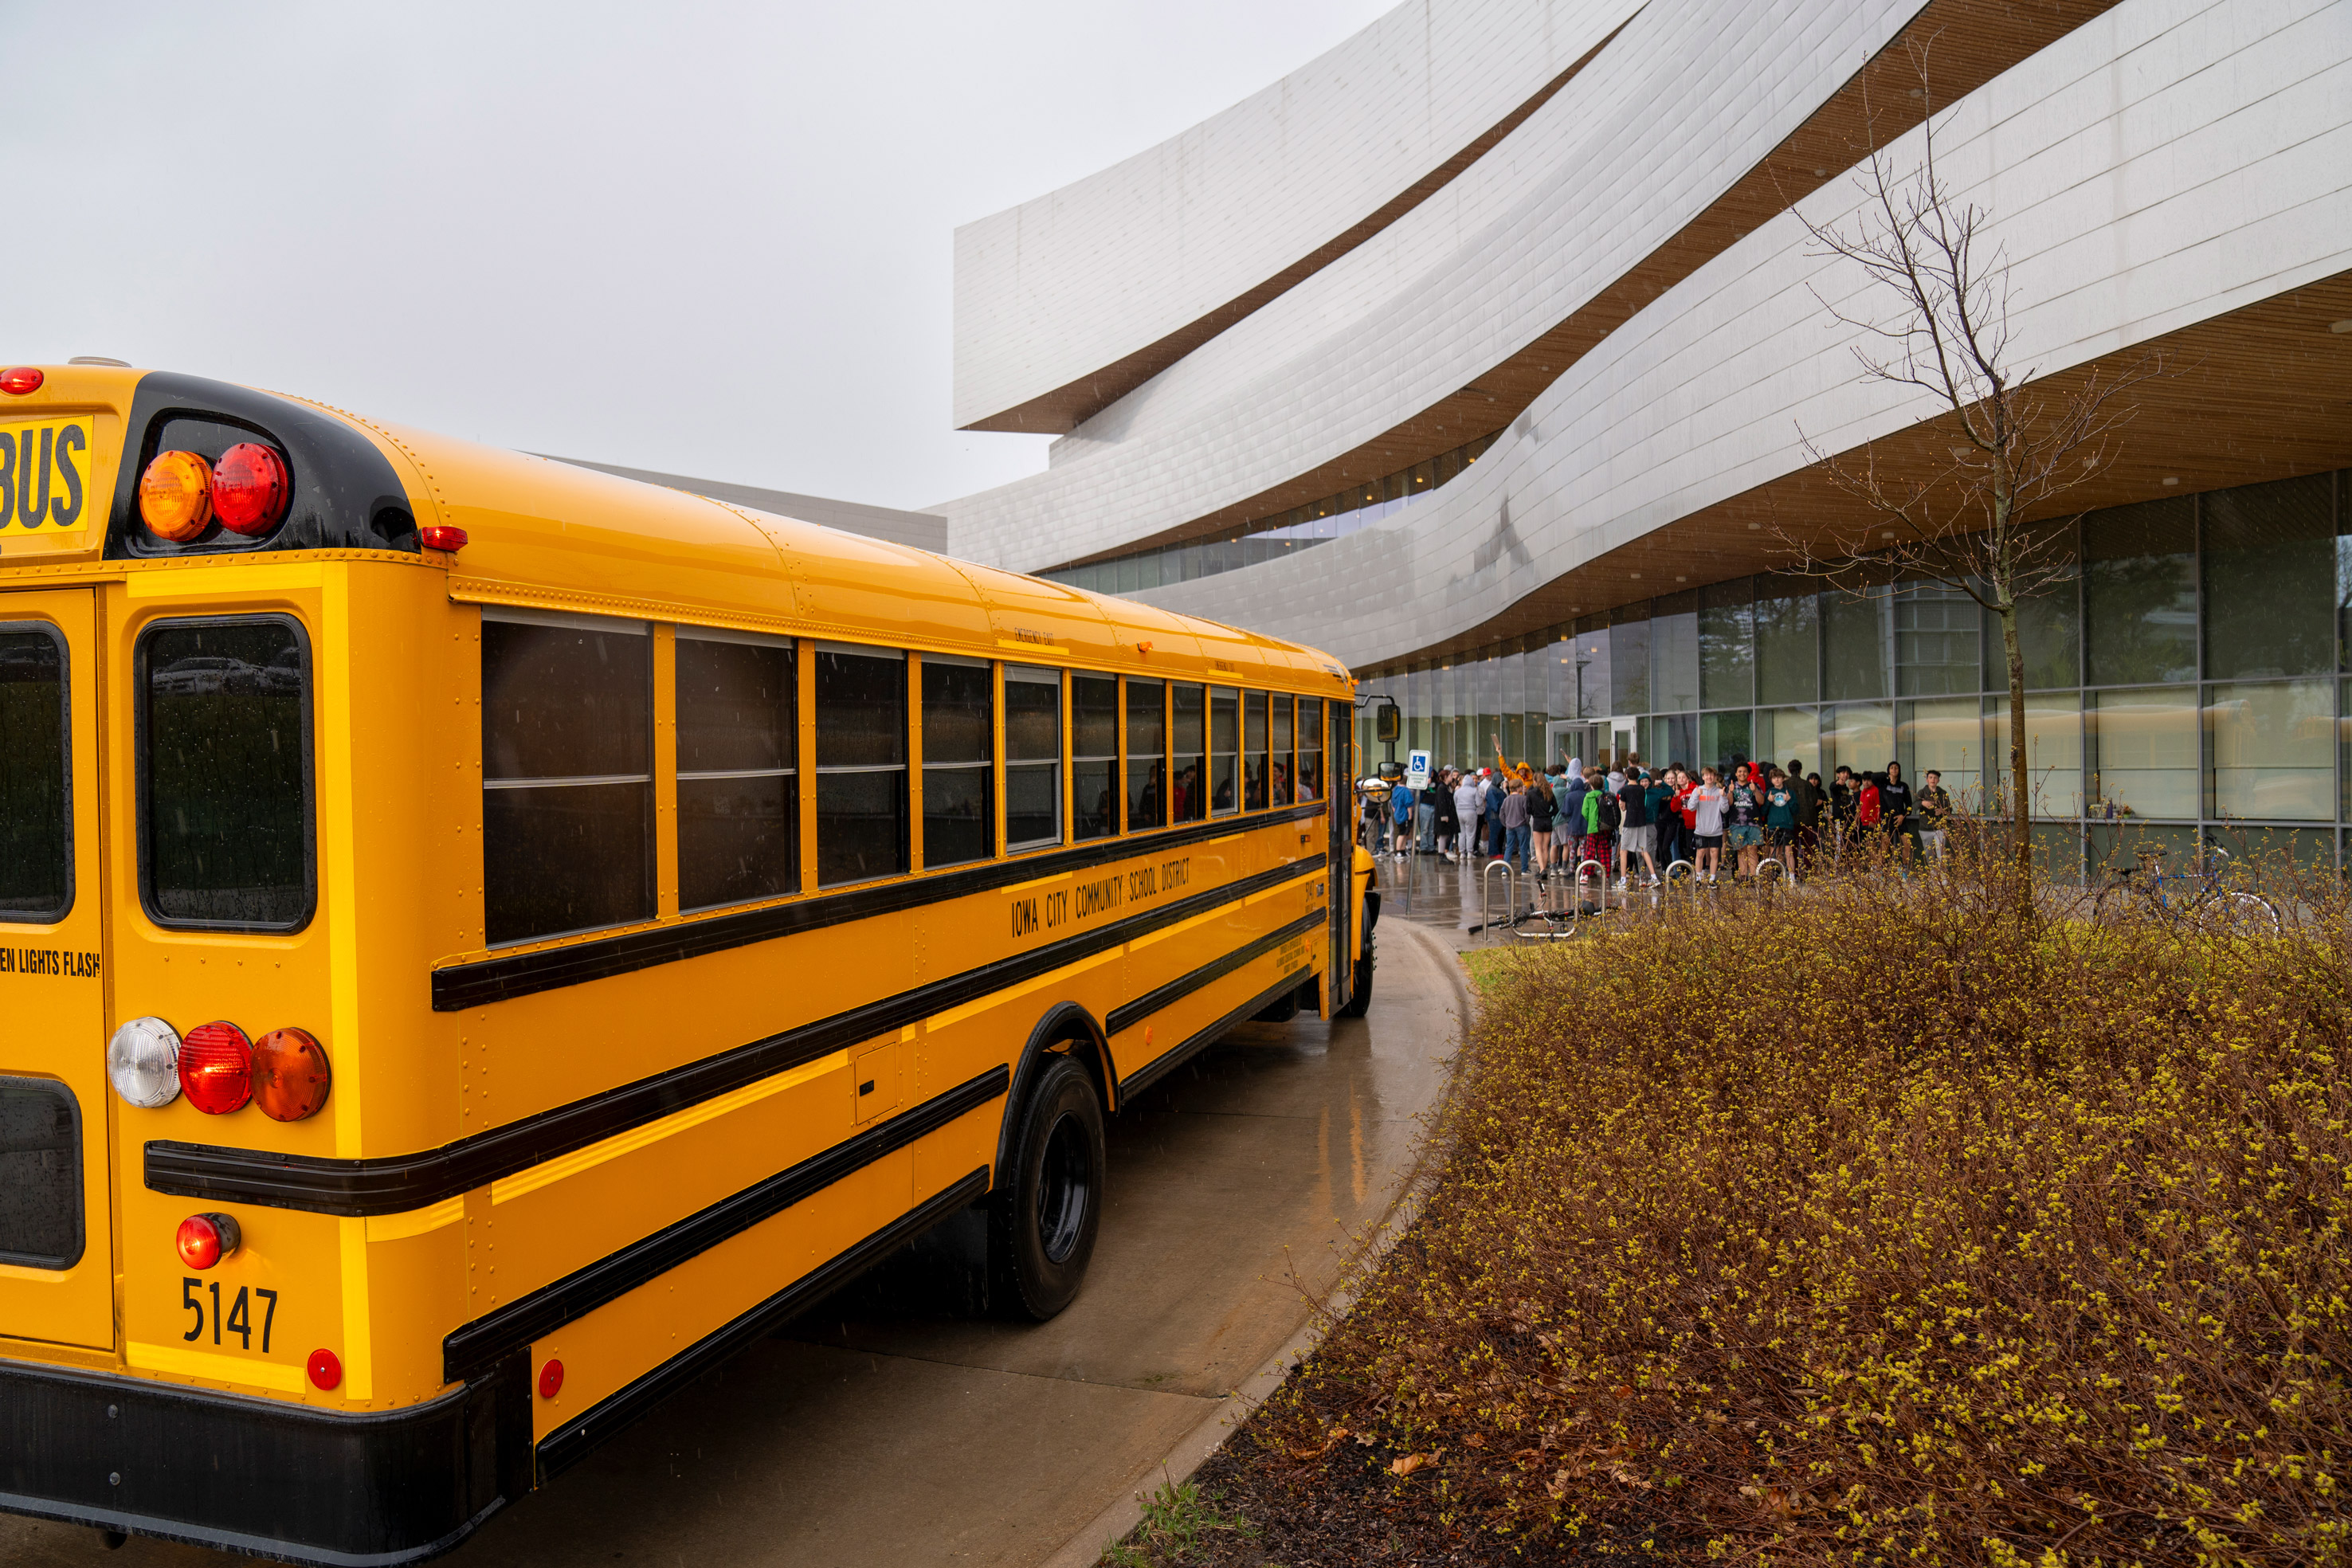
xmin=1104 ymin=909 xmax=1325 ymax=1038
xmin=442 ymin=1065 xmax=1008 ymax=1383
xmin=535 ymin=1166 xmax=992 ymax=1484
xmin=433 ymin=799 xmax=1332 ymax=1010
xmin=145 ymin=855 xmax=1326 ymax=1217
xmin=1118 ymin=970 xmax=1325 ymax=1104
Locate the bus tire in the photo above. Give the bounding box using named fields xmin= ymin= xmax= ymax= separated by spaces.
xmin=989 ymin=1055 xmax=1105 ymax=1321
xmin=1335 ymin=927 xmax=1375 ymax=1018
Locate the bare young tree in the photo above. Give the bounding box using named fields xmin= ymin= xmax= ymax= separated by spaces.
xmin=1782 ymin=49 xmax=2162 ymax=902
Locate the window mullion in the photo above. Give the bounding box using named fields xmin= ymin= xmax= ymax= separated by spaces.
xmin=654 ymin=625 xmax=679 ymax=921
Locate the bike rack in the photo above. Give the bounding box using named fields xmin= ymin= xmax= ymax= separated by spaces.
xmin=1481 ymin=859 xmax=1515 ymax=944
xmin=1755 ymin=856 xmax=1786 ymax=889
xmin=1662 ymin=858 xmax=1696 ymax=901
xmin=1576 ymin=857 xmax=1607 ymax=917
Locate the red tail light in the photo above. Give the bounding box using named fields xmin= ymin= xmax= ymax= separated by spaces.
xmin=178 ymin=1021 xmax=253 ymax=1115
xmin=421 ymin=524 xmax=466 ymax=551
xmin=0 ymin=367 xmax=43 ymax=395
xmin=212 ymin=443 xmax=290 ymax=536
xmin=176 ymin=1212 xmax=241 ymax=1270
xmin=252 ymin=1027 xmax=331 ymax=1121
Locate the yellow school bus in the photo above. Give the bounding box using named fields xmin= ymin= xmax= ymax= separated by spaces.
xmin=0 ymin=362 xmax=1379 ymax=1563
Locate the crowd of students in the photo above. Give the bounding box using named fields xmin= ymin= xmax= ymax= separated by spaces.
xmin=1362 ymin=756 xmax=1954 ymax=888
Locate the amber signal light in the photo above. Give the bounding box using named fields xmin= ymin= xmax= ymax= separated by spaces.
xmin=252 ymin=1026 xmax=331 ymax=1122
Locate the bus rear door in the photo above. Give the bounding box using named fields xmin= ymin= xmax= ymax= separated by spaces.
xmin=0 ymin=586 xmax=114 ymax=1351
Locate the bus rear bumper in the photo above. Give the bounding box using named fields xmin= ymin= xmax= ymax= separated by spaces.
xmin=0 ymin=1351 xmax=532 ymax=1566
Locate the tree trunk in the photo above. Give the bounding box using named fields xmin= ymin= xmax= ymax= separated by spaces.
xmin=1997 ymin=602 xmax=2033 ymax=915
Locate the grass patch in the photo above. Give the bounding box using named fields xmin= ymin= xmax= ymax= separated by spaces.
xmin=1245 ymin=849 xmax=2352 ymax=1563
xmin=1100 ymin=1477 xmax=1260 ymax=1567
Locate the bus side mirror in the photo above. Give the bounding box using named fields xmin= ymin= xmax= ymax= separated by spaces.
xmin=1374 ymin=708 xmax=1400 ymax=743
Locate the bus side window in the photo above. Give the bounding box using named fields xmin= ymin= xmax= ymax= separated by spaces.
xmin=1297 ymin=699 xmax=1325 ymax=801
xmin=1170 ymin=681 xmax=1205 ymax=823
xmin=0 ymin=625 xmax=71 ymax=923
xmin=676 ymin=629 xmax=795 ymax=911
xmin=1269 ymin=694 xmax=1294 ymax=806
xmin=1072 ymin=675 xmax=1116 ymax=841
xmin=480 ymin=610 xmax=652 ymax=947
xmin=813 ymin=644 xmax=907 ymax=887
xmin=1243 ymin=692 xmax=1268 ymax=811
xmin=921 ymin=654 xmax=992 ymax=868
xmin=1004 ymin=665 xmax=1061 ymax=851
xmin=1209 ymin=688 xmax=1238 ymax=816
xmin=1123 ymin=677 xmax=1164 ymax=831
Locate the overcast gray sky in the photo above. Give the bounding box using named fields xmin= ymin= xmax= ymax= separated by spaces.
xmin=8 ymin=2 xmax=1389 ymax=511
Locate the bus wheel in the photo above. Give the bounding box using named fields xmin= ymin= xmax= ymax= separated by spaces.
xmin=1336 ymin=928 xmax=1376 ymax=1018
xmin=990 ymin=1055 xmax=1105 ymax=1320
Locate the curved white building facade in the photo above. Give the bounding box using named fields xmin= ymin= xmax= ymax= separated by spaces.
xmin=946 ymin=0 xmax=2352 ymax=863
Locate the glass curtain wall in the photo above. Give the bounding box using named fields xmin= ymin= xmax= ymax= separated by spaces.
xmin=1350 ymin=466 xmax=2348 ymax=868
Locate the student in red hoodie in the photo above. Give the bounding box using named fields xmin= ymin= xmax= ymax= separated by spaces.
xmin=1854 ymin=769 xmax=1884 ymax=852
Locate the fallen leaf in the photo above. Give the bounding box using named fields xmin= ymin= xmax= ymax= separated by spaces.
xmin=1463 ymin=1433 xmax=1487 ymax=1448
xmin=1391 ymin=1453 xmax=1433 ymax=1476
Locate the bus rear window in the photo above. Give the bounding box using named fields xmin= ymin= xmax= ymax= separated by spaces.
xmin=0 ymin=628 xmax=69 ymax=923
xmin=139 ymin=618 xmax=313 ymax=930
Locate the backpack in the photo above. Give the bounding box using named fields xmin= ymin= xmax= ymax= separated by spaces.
xmin=1595 ymin=790 xmax=1621 ymax=831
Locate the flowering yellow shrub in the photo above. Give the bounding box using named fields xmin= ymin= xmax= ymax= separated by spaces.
xmin=1270 ymin=860 xmax=2352 ymax=1564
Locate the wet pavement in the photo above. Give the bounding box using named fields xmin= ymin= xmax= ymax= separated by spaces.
xmin=4 ymin=919 xmax=1466 ymax=1568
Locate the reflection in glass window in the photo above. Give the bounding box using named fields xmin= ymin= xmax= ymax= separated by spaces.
xmin=1823 ymin=590 xmax=1889 ymax=703
xmin=2205 ymin=474 xmax=2335 ymax=680
xmin=2005 ymin=572 xmax=2082 ymax=691
xmin=921 ymin=657 xmax=993 ymax=870
xmin=1072 ymin=674 xmax=1117 ymax=841
xmin=1610 ymin=613 xmax=1650 ymax=714
xmin=144 ymin=617 xmax=314 ymax=931
xmin=1899 ymin=697 xmax=1984 ymax=806
xmin=676 ymin=633 xmax=794 ymax=911
xmin=1754 ymin=590 xmax=1818 ymax=705
xmin=814 ymin=645 xmax=907 ymax=885
xmin=1756 ymin=705 xmax=1820 ymax=782
xmin=1823 ymin=701 xmax=1895 ymax=784
xmin=1005 ymin=666 xmax=1061 ymax=850
xmin=2088 ymin=687 xmax=2197 ymax=821
xmin=1243 ymin=692 xmax=1268 ymax=810
xmin=2084 ymin=497 xmax=2197 ymax=686
xmin=1269 ymin=694 xmax=1294 ymax=804
xmin=482 ymin=615 xmax=649 ymax=943
xmin=1989 ymin=692 xmax=2083 ymax=820
xmin=1895 ymin=583 xmax=1979 ymax=696
xmin=1698 ymin=581 xmax=1754 ymax=710
xmin=1649 ymin=593 xmax=1699 ymax=713
xmin=0 ymin=629 xmax=69 ymax=921
xmin=1170 ymin=683 xmax=1205 ymax=821
xmin=1209 ymin=688 xmax=1239 ymax=815
xmin=2206 ymin=680 xmax=2331 ymax=821
xmin=1296 ymin=699 xmax=1323 ymax=801
xmin=1124 ymin=679 xmax=1166 ymax=830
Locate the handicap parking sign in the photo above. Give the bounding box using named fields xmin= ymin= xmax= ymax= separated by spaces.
xmin=1405 ymin=750 xmax=1432 ymax=790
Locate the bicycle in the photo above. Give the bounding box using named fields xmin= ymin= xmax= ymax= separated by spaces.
xmin=2089 ymin=846 xmax=2280 ymax=936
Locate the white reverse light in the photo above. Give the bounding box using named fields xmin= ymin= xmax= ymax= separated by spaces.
xmin=108 ymin=1017 xmax=182 ymax=1108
